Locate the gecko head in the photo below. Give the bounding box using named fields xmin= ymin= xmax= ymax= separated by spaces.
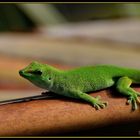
xmin=19 ymin=61 xmax=53 ymax=89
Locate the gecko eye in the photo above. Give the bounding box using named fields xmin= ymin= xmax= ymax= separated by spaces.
xmin=28 ymin=70 xmax=42 ymax=76
xmin=48 ymin=77 xmax=51 ymax=81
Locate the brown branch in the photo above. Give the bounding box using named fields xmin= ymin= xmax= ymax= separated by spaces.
xmin=0 ymin=88 xmax=140 ymax=136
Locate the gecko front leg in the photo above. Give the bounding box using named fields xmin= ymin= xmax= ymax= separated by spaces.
xmin=65 ymin=90 xmax=108 ymax=110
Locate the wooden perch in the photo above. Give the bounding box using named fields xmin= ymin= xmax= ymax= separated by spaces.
xmin=0 ymin=88 xmax=140 ymax=136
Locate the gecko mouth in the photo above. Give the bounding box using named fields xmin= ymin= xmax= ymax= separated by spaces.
xmin=19 ymin=70 xmax=42 ymax=77
xmin=27 ymin=70 xmax=42 ymax=76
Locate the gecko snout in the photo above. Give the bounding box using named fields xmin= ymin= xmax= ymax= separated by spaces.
xmin=19 ymin=70 xmax=24 ymax=76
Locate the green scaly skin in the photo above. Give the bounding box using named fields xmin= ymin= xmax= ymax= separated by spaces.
xmin=19 ymin=61 xmax=140 ymax=110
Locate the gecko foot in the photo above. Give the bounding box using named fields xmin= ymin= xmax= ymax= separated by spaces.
xmin=126 ymin=94 xmax=140 ymax=110
xmin=91 ymin=96 xmax=108 ymax=110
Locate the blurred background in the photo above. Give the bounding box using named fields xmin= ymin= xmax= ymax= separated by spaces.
xmin=0 ymin=3 xmax=140 ymax=102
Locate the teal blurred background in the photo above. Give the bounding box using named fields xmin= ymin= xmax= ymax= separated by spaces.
xmin=0 ymin=3 xmax=140 ymax=96
xmin=0 ymin=3 xmax=140 ymax=31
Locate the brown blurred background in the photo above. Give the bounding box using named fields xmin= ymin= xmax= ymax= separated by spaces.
xmin=0 ymin=3 xmax=140 ymax=136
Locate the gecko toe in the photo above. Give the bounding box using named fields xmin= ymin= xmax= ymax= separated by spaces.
xmin=126 ymin=99 xmax=131 ymax=105
xmin=132 ymin=100 xmax=138 ymax=110
xmin=94 ymin=104 xmax=100 ymax=110
xmin=127 ymin=96 xmax=138 ymax=110
xmin=99 ymin=103 xmax=106 ymax=109
xmin=136 ymin=97 xmax=140 ymax=103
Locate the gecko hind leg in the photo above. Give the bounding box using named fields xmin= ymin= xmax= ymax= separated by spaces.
xmin=116 ymin=76 xmax=140 ymax=110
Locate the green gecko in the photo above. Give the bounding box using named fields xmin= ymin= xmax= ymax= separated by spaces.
xmin=19 ymin=61 xmax=140 ymax=110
